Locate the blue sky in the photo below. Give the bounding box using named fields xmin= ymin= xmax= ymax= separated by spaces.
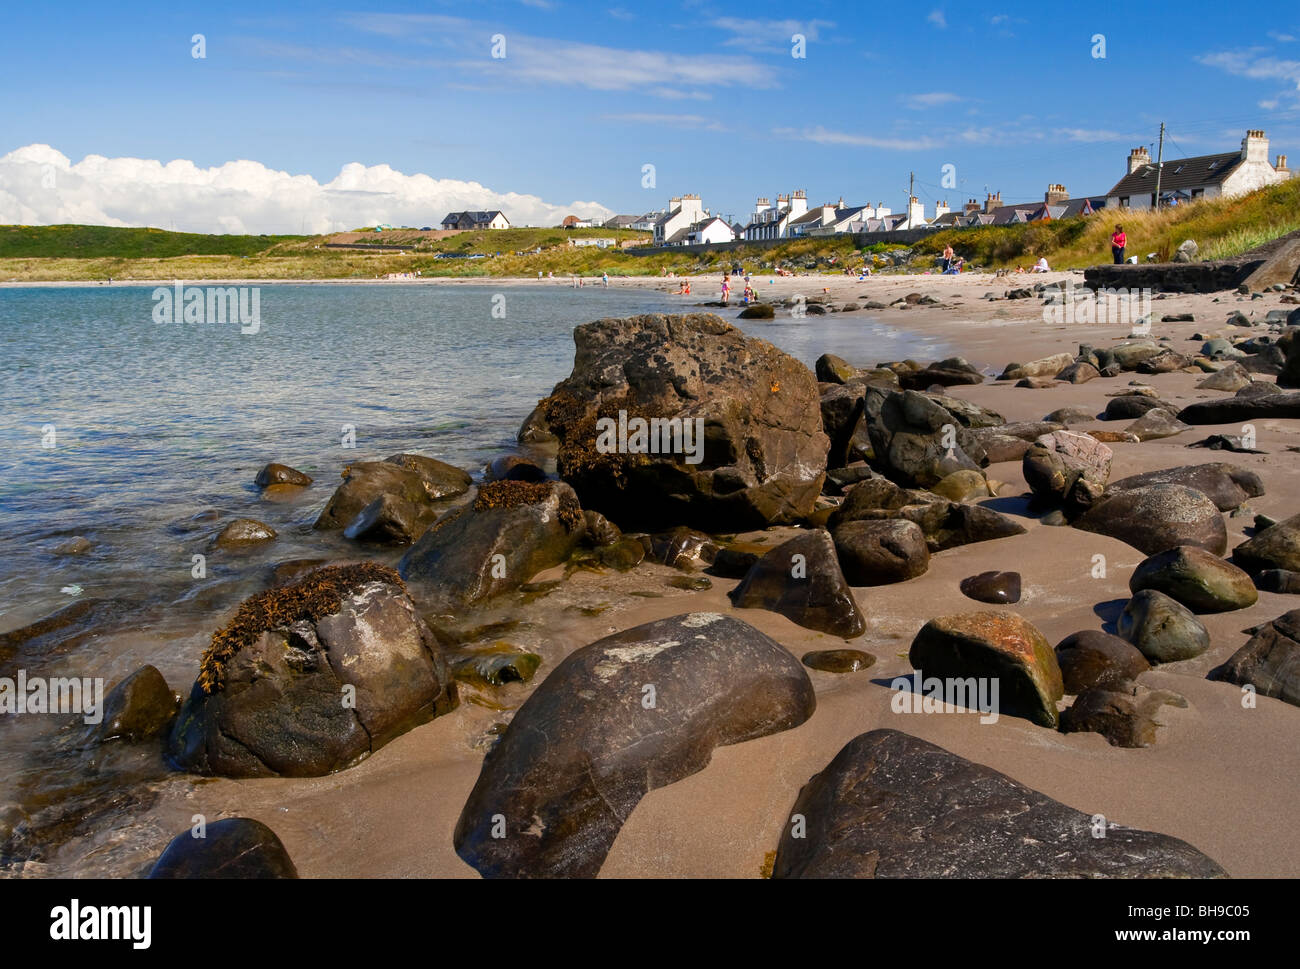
xmin=2 ymin=0 xmax=1299 ymax=231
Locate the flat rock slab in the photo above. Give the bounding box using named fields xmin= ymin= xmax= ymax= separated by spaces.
xmin=454 ymin=613 xmax=816 ymax=878
xmin=772 ymin=729 xmax=1225 ymax=878
xmin=1216 ymin=608 xmax=1300 ymax=707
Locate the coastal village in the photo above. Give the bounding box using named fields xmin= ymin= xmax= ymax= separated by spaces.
xmin=438 ymin=129 xmax=1294 ymax=250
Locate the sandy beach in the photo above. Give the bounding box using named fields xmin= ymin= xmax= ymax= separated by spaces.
xmin=26 ymin=268 xmax=1294 ymax=879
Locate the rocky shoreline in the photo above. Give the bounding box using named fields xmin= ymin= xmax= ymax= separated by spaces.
xmin=3 ymin=273 xmax=1300 ymax=878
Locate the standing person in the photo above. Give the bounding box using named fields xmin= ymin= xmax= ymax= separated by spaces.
xmin=942 ymin=243 xmax=954 ymax=273
xmin=1111 ymin=224 xmax=1127 ymax=265
xmin=602 ymin=271 xmax=609 ymax=288
xmin=721 ymin=274 xmax=731 ymax=305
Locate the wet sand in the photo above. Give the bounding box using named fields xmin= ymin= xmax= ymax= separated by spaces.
xmin=29 ymin=269 xmax=1300 ymax=878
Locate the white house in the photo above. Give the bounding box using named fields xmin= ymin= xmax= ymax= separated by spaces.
xmin=740 ymin=191 xmax=809 ymax=240
xmin=653 ymin=195 xmax=707 ymax=245
xmin=1106 ymin=130 xmax=1292 ymax=211
xmin=440 ymin=210 xmax=510 ymax=230
xmin=685 ymin=216 xmax=736 ymax=245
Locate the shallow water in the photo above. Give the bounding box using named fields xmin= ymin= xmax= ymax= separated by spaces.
xmin=0 ymin=282 xmax=948 ymax=871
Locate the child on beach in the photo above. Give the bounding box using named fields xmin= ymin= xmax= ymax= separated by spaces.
xmin=721 ymin=275 xmax=731 ymax=305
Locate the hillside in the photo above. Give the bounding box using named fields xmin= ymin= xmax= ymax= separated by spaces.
xmin=2 ymin=178 xmax=1297 ymax=282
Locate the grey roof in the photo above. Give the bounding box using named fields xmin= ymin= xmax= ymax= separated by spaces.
xmin=442 ymin=210 xmax=508 ymax=226
xmin=1106 ymin=151 xmax=1242 ymax=198
xmin=603 ymin=214 xmax=640 ymax=227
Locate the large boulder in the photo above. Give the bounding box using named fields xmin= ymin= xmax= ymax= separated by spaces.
xmin=1055 ymin=630 xmax=1150 ymax=694
xmin=453 ymin=613 xmax=816 ymax=877
xmin=819 ymin=383 xmax=866 ymax=470
xmin=1118 ymin=589 xmax=1211 ymax=663
xmin=1178 ymin=392 xmax=1300 ymax=424
xmin=1125 ymin=409 xmax=1190 ymax=442
xmin=399 ymin=480 xmax=586 ymax=615
xmin=1234 ymin=513 xmax=1300 ymax=574
xmin=1022 ymin=430 xmax=1112 ymax=516
xmin=863 ymin=389 xmax=987 ymax=488
xmin=1216 ymin=609 xmax=1300 ymax=706
xmin=149 ymin=818 xmax=298 ymax=878
xmin=1073 ymin=485 xmax=1227 ymax=556
xmin=998 ymin=352 xmax=1075 ymax=381
xmin=908 ymin=612 xmax=1064 ymax=727
xmin=1105 ymin=463 xmax=1263 ymax=512
xmin=730 ymin=529 xmax=867 ymax=637
xmin=1130 ymin=545 xmax=1258 ymax=613
xmin=772 ymin=730 xmax=1224 ymax=878
xmin=167 ymin=564 xmax=456 ymax=778
xmin=525 ymin=314 xmax=828 ymax=530
xmin=830 ymin=519 xmax=930 ymax=585
xmin=830 ymin=477 xmax=1026 ymax=552
xmin=1059 ymin=684 xmax=1188 ymax=748
xmin=314 ymin=454 xmax=471 ymax=536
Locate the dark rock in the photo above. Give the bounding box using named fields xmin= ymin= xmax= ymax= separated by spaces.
xmin=399 ymin=480 xmax=586 ymax=614
xmin=529 ymin=313 xmax=828 ymax=530
xmin=1255 ymin=569 xmax=1300 ymax=594
xmin=1216 ymin=608 xmax=1300 ymax=706
xmin=485 ymin=455 xmax=547 ymax=483
xmin=1056 ymin=362 xmax=1101 ymax=384
xmin=315 ymin=458 xmax=460 ymax=535
xmin=52 ymin=536 xmax=92 ymax=556
xmin=738 ymin=303 xmax=775 ymax=319
xmin=581 ymin=509 xmax=622 ymax=547
xmin=343 ymin=493 xmax=428 ymax=544
xmin=819 ymin=383 xmax=866 ymax=469
xmin=255 ymin=463 xmax=312 ymax=488
xmin=1103 ymin=396 xmax=1173 ymax=421
xmin=644 ymin=527 xmax=718 ymax=570
xmin=1125 ymin=409 xmax=1190 ymax=441
xmin=1130 ymin=545 xmax=1258 ymax=613
xmin=449 ymin=646 xmax=541 ymax=687
xmin=1060 ymin=684 xmax=1188 ymax=748
xmin=213 ymin=518 xmax=276 ymax=549
xmin=1178 ymin=392 xmax=1300 ymax=424
xmin=167 ymin=563 xmax=456 ymax=777
xmin=960 ymin=571 xmax=1021 ymax=604
xmin=92 ymin=665 xmax=180 ymax=743
xmin=667 ymin=574 xmax=712 ymax=591
xmin=815 ymin=353 xmax=856 ymax=384
xmin=1074 ymin=484 xmax=1227 ymax=556
xmin=731 ymin=529 xmax=866 ymax=637
xmin=864 ymin=389 xmax=987 ymax=488
xmin=1055 ymin=630 xmax=1150 ymax=694
xmin=1044 ymin=406 xmax=1097 ymax=424
xmin=149 ymin=818 xmax=298 ymax=878
xmin=454 ymin=613 xmax=816 ymax=877
xmin=1022 ymin=430 xmax=1112 ymax=516
xmin=908 ymin=612 xmax=1063 ymax=727
xmin=385 ymin=453 xmax=474 ymax=498
xmin=831 ymin=519 xmax=929 ymax=585
xmin=1104 ymin=463 xmax=1263 ymax=512
xmin=772 ymin=729 xmax=1225 ymax=878
xmin=1234 ymin=513 xmax=1300 ymax=573
xmin=708 ymin=544 xmax=762 ymax=578
xmin=1118 ymin=589 xmax=1210 ymax=663
xmin=598 ymin=538 xmax=646 ymax=571
xmin=1185 ymin=434 xmax=1265 ymax=454
xmin=801 ymin=648 xmax=875 ymax=673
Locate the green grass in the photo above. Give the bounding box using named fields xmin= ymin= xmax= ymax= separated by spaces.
xmin=0 ymin=224 xmax=304 ymax=259
xmin=911 ymin=176 xmax=1300 ymax=270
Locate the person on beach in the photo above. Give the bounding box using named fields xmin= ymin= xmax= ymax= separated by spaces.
xmin=1031 ymin=256 xmax=1050 ymax=273
xmin=602 ymin=272 xmax=609 ymax=287
xmin=1111 ymin=225 xmax=1127 ymax=265
xmin=721 ymin=274 xmax=731 ymax=305
xmin=941 ymin=244 xmax=955 ymax=272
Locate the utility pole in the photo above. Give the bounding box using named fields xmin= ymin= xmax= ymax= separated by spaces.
xmin=909 ymin=171 xmax=915 ymax=199
xmin=1153 ymin=122 xmax=1165 ymax=210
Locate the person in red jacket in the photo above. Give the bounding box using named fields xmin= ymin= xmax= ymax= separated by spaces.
xmin=1111 ymin=224 xmax=1127 ymax=264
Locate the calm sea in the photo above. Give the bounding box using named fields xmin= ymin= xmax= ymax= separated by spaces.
xmin=0 ymin=282 xmax=950 ymax=630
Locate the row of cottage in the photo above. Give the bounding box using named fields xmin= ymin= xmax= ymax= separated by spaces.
xmin=624 ymin=128 xmax=1294 ymax=247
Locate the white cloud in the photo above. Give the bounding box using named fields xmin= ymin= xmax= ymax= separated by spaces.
xmin=774 ymin=125 xmax=943 ymax=150
xmin=1199 ymin=48 xmax=1300 ymax=88
xmin=1268 ymin=31 xmax=1296 ymax=43
xmin=927 ymin=10 xmax=947 ymax=29
xmin=602 ymin=113 xmax=729 ymax=131
xmin=902 ymin=91 xmax=963 ymax=109
xmin=0 ymin=145 xmax=611 ymax=234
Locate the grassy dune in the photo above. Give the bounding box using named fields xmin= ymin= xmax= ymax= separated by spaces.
xmin=3 ymin=179 xmax=1298 ymax=282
